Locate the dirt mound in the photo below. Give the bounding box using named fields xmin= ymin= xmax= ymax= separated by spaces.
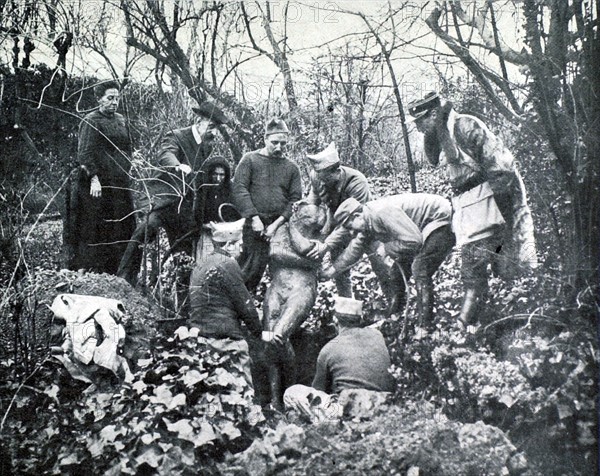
xmin=222 ymin=397 xmax=530 ymax=476
xmin=3 ymin=269 xmax=158 ymax=365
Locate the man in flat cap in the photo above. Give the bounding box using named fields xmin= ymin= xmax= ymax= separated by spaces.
xmin=232 ymin=118 xmax=303 ymax=292
xmin=118 ymin=102 xmax=229 ymax=286
xmin=407 ymin=92 xmax=537 ymax=327
xmin=283 ymin=296 xmax=394 ymax=422
xmin=304 ymin=142 xmax=389 ymax=298
xmin=188 ymin=219 xmax=262 ymax=390
xmin=321 ymin=194 xmax=455 ymax=327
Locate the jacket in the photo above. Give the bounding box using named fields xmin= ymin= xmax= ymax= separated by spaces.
xmin=331 ymin=193 xmax=452 ymax=274
xmin=141 ymin=126 xmax=213 ymax=211
xmin=188 ymin=250 xmax=262 ymax=340
xmin=436 ymin=108 xmax=537 ymax=268
xmin=306 ymin=165 xmax=371 ymax=251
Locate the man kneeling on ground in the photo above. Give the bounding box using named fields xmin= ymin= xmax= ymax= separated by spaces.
xmin=188 ymin=219 xmax=262 ymax=391
xmin=283 ymin=297 xmax=394 ymax=422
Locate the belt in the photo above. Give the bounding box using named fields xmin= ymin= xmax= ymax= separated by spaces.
xmin=453 ymin=175 xmax=487 ymax=195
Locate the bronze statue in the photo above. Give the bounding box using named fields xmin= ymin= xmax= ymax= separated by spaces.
xmin=259 ymin=200 xmax=330 ymax=409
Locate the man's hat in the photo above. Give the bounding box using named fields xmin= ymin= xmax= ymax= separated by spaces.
xmin=192 ymin=101 xmax=229 ymax=125
xmin=334 ymin=296 xmax=363 ymax=326
xmin=334 ymin=197 xmax=363 ymax=226
xmin=307 ymin=142 xmax=341 ymax=171
xmin=407 ymin=92 xmax=441 ymax=120
xmin=265 ymin=118 xmax=290 ymax=135
xmin=209 ymin=218 xmax=245 ymax=243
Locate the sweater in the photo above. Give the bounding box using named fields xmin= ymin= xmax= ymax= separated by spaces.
xmin=232 ymin=150 xmax=302 ymax=220
xmin=312 ymin=327 xmax=394 ymax=394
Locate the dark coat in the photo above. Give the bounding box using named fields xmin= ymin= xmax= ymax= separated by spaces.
xmin=64 ymin=110 xmax=135 ymax=274
xmin=141 ymin=126 xmax=213 ymax=211
xmin=195 ymin=155 xmax=233 ymax=225
xmin=188 ymin=249 xmax=262 ymax=340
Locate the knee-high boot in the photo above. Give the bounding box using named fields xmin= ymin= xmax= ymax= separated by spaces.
xmin=416 ymin=281 xmax=434 ymax=327
xmin=459 ymin=288 xmax=480 ymax=326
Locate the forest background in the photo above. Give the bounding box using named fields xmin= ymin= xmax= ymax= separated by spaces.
xmin=0 ymin=1 xmax=598 ymax=475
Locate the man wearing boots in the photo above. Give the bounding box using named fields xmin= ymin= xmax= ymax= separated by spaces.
xmin=117 ymin=102 xmax=229 ymax=285
xmin=407 ymin=92 xmax=537 ymax=327
xmin=304 ymin=142 xmax=390 ymax=299
xmin=320 ymin=194 xmax=454 ymax=327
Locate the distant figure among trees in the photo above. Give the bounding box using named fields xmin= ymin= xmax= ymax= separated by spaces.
xmin=64 ymin=80 xmax=135 ymax=275
xmin=408 ymin=92 xmax=537 ymax=327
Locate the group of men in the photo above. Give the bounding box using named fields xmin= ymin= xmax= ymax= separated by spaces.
xmin=111 ymin=91 xmax=536 ymax=414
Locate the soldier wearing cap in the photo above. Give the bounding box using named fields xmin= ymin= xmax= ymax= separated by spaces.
xmin=232 ymin=118 xmax=303 ymax=292
xmin=304 ymin=142 xmax=390 ymax=298
xmin=407 ymin=92 xmax=537 ymax=327
xmin=283 ymin=296 xmax=394 ymax=422
xmin=188 ymin=219 xmax=262 ymax=389
xmin=118 ymin=102 xmax=230 ymax=285
xmin=321 ymin=194 xmax=455 ymax=327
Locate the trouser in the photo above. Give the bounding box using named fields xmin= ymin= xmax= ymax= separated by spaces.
xmin=461 ymin=235 xmax=505 ymax=294
xmin=118 ymin=201 xmax=196 ymax=285
xmin=238 ymin=216 xmax=277 ymax=292
xmin=283 ymin=384 xmax=341 ymax=422
xmin=388 ymin=226 xmax=456 ymax=314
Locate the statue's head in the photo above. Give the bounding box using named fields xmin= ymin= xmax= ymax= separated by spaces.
xmin=290 ymin=200 xmax=329 ymax=238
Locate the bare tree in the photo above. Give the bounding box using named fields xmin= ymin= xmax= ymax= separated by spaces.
xmin=239 ymin=0 xmax=300 ymax=131
xmin=119 ymin=0 xmax=258 ymax=159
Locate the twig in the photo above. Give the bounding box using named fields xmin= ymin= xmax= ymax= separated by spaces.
xmin=0 ymin=355 xmax=49 ymax=434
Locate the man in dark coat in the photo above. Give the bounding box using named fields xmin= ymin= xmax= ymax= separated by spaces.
xmin=188 ymin=219 xmax=262 ymax=389
xmin=232 ymin=118 xmax=303 ymax=291
xmin=304 ymin=142 xmax=390 ymax=298
xmin=117 ymin=102 xmax=229 ymax=285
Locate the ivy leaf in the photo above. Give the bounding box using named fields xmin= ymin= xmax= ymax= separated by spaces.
xmin=132 ymin=380 xmax=147 ymax=395
xmin=218 ymin=421 xmax=241 ymax=440
xmin=193 ymin=421 xmax=217 ymax=447
xmin=100 ymin=425 xmax=122 ymax=443
xmin=152 ymin=384 xmax=173 ymax=406
xmin=135 ymin=446 xmax=163 ymax=469
xmin=87 ymin=436 xmax=105 ymax=458
xmin=165 ymin=418 xmax=194 ymax=441
xmin=498 ymin=394 xmax=515 ymax=408
xmin=141 ymin=432 xmax=161 ymax=445
xmin=44 ymin=384 xmax=59 ymax=401
xmin=183 ymin=369 xmax=206 ymax=387
xmin=168 ymin=393 xmax=186 ymax=410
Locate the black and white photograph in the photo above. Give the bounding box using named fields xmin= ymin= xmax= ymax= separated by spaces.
xmin=0 ymin=1 xmax=598 ymax=474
